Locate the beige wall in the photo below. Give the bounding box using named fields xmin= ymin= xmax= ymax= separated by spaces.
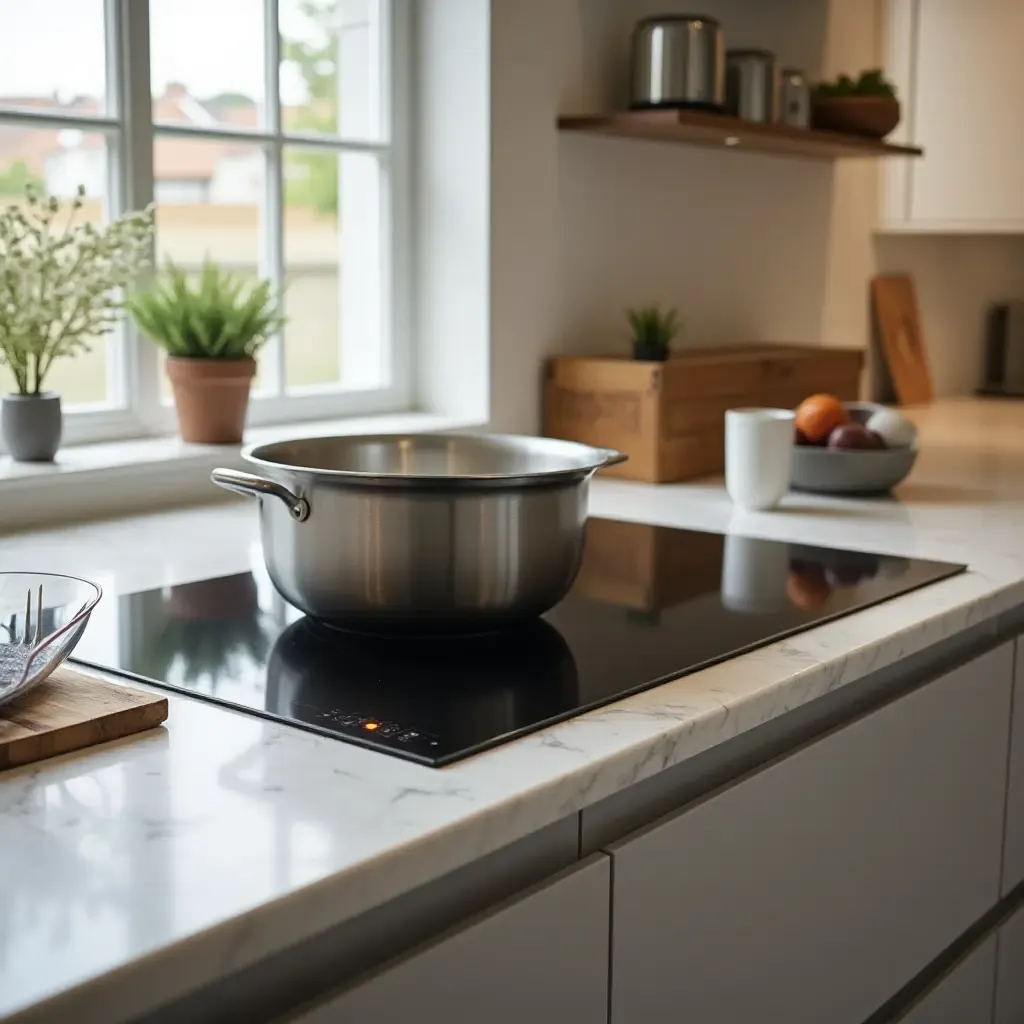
xmin=876 ymin=235 xmax=1024 ymax=395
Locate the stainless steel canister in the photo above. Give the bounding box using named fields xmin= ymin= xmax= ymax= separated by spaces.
xmin=630 ymin=15 xmax=725 ymax=109
xmin=725 ymin=49 xmax=780 ymax=122
xmin=780 ymin=68 xmax=811 ymax=128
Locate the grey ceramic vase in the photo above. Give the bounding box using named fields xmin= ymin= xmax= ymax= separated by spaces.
xmin=1 ymin=392 xmax=63 ymax=462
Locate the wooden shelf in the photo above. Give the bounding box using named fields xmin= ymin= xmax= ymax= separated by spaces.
xmin=557 ymin=108 xmax=923 ymax=162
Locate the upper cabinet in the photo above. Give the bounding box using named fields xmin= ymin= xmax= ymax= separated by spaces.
xmin=881 ymin=0 xmax=1024 ymax=232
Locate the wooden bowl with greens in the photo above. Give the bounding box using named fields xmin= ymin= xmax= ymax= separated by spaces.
xmin=812 ymin=70 xmax=901 ymax=139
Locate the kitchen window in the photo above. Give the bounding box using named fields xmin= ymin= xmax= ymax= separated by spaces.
xmin=0 ymin=0 xmax=410 ymax=446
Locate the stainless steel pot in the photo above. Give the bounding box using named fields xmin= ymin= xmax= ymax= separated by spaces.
xmin=630 ymin=14 xmax=724 ymax=110
xmin=212 ymin=434 xmax=626 ymax=631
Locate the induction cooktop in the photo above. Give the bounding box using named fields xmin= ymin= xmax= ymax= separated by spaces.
xmin=72 ymin=519 xmax=964 ymax=766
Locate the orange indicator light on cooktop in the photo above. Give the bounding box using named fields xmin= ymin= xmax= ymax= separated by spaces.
xmin=363 ymin=721 xmax=380 ymax=731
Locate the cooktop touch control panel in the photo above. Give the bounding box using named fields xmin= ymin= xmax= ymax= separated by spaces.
xmin=308 ymin=707 xmax=442 ymax=760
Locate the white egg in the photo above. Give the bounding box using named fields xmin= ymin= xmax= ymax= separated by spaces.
xmin=865 ymin=409 xmax=918 ymax=449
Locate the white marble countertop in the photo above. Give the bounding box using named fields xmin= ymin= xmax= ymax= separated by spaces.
xmin=4 ymin=397 xmax=1024 ymax=1023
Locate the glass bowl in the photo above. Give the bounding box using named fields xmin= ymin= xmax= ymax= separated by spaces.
xmin=0 ymin=572 xmax=103 ymax=710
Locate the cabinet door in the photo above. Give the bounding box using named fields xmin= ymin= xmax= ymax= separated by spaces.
xmin=879 ymin=0 xmax=916 ymax=226
xmin=908 ymin=0 xmax=1024 ymax=227
xmin=289 ymin=856 xmax=610 ymax=1024
xmin=1003 ymin=639 xmax=1024 ymax=896
xmin=896 ymin=937 xmax=996 ymax=1024
xmin=608 ymin=644 xmax=1013 ymax=1024
xmin=995 ymin=902 xmax=1024 ymax=1024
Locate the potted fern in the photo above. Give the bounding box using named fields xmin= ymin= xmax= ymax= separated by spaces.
xmin=627 ymin=304 xmax=681 ymax=362
xmin=128 ymin=260 xmax=284 ymax=444
xmin=0 ymin=184 xmax=154 ymax=461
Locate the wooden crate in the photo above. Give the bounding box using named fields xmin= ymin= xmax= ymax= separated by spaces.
xmin=544 ymin=344 xmax=864 ymax=482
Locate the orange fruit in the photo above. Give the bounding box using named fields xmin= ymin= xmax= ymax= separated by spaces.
xmin=794 ymin=394 xmax=850 ymax=445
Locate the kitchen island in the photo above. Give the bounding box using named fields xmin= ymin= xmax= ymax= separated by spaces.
xmin=2 ymin=397 xmax=1024 ymax=1024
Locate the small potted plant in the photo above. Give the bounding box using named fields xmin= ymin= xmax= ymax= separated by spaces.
xmin=0 ymin=184 xmax=154 ymax=461
xmin=627 ymin=304 xmax=681 ymax=362
xmin=812 ymin=69 xmax=900 ymax=138
xmin=128 ymin=259 xmax=284 ymax=444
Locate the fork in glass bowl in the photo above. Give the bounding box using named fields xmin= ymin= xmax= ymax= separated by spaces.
xmin=0 ymin=573 xmax=103 ymax=711
xmin=0 ymin=584 xmax=44 ymax=681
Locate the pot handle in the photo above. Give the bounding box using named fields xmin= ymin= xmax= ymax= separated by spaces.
xmin=211 ymin=468 xmax=311 ymax=523
xmin=599 ymin=448 xmax=628 ymax=468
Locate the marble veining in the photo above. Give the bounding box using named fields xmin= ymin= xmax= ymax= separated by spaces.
xmin=3 ymin=398 xmax=1024 ymax=1023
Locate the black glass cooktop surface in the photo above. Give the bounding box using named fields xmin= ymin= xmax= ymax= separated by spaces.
xmin=72 ymin=519 xmax=964 ymax=766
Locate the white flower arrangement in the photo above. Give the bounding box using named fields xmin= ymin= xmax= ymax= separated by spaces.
xmin=0 ymin=184 xmax=155 ymax=396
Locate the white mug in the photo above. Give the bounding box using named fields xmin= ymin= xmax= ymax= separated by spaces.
xmin=725 ymin=408 xmax=795 ymax=511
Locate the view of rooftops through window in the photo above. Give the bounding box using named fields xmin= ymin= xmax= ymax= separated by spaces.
xmin=0 ymin=0 xmax=375 ymax=407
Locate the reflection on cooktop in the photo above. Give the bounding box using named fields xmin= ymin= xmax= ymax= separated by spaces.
xmin=72 ymin=519 xmax=964 ymax=766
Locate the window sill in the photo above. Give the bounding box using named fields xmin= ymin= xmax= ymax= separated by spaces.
xmin=0 ymin=411 xmax=482 ymax=531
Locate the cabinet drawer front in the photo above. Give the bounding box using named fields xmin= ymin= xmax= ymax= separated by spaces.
xmin=1003 ymin=640 xmax=1024 ymax=896
xmin=290 ymin=856 xmax=610 ymax=1024
xmin=995 ymin=902 xmax=1024 ymax=1024
xmin=608 ymin=644 xmax=1013 ymax=1024
xmin=896 ymin=937 xmax=996 ymax=1024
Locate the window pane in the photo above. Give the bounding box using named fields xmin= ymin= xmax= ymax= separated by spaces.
xmin=0 ymin=128 xmax=110 ymax=407
xmin=284 ymin=148 xmax=383 ymax=391
xmin=153 ymin=136 xmax=267 ymax=395
xmin=284 ymin=148 xmax=339 ymax=388
xmin=280 ymin=0 xmax=384 ymax=141
xmin=150 ymin=0 xmax=266 ymax=131
xmin=0 ymin=0 xmax=108 ymax=117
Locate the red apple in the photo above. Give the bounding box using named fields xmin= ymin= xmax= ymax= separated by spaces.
xmin=827 ymin=423 xmax=881 ymax=450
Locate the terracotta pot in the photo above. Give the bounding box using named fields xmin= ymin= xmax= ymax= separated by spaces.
xmin=811 ymin=96 xmax=901 ymax=139
xmin=166 ymin=357 xmax=256 ymax=444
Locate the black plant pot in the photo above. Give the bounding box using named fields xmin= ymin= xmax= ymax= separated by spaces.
xmin=632 ymin=340 xmax=669 ymax=362
xmin=1 ymin=392 xmax=62 ymax=462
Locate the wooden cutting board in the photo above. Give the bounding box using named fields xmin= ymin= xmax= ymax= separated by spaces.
xmin=871 ymin=274 xmax=934 ymax=405
xmin=0 ymin=665 xmax=168 ymax=770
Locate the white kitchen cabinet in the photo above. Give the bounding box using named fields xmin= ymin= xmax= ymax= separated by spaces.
xmin=881 ymin=0 xmax=1024 ymax=232
xmin=898 ymin=898 xmax=1024 ymax=1024
xmin=995 ymin=901 xmax=1024 ymax=1024
xmin=286 ymin=855 xmax=610 ymax=1024
xmin=607 ymin=644 xmax=1014 ymax=1024
xmin=901 ymin=937 xmax=995 ymax=1024
xmin=1004 ymin=638 xmax=1024 ymax=896
xmin=896 ymin=937 xmax=996 ymax=1024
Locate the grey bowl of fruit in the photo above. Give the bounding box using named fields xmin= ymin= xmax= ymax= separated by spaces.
xmin=791 ymin=397 xmax=918 ymax=495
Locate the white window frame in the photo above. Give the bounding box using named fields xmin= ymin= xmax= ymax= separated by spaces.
xmin=0 ymin=0 xmax=411 ymax=447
